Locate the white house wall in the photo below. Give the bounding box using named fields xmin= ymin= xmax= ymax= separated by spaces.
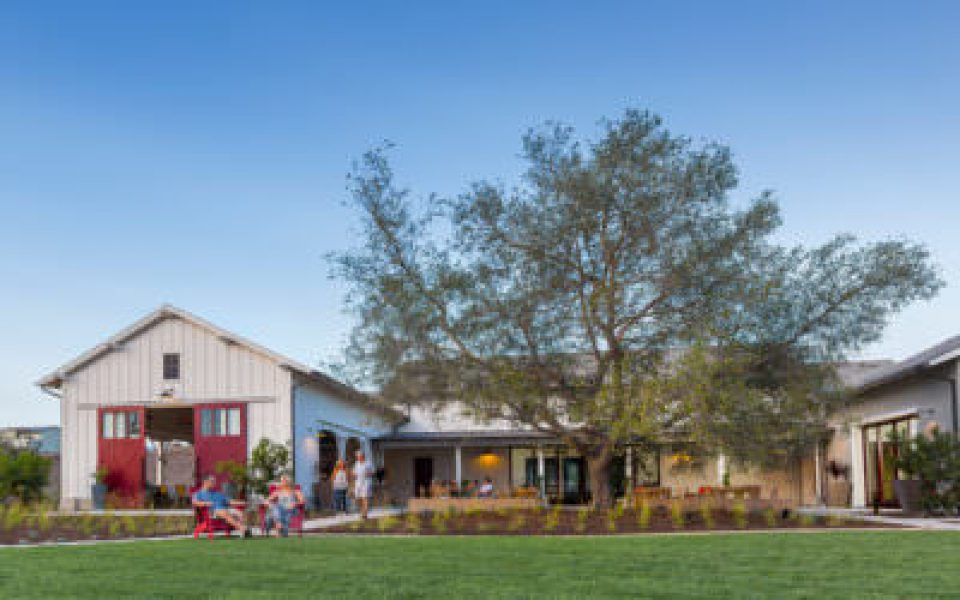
xmin=292 ymin=380 xmax=395 ymax=502
xmin=59 ymin=315 xmax=292 ymax=507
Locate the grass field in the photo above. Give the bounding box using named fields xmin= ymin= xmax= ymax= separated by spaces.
xmin=1 ymin=531 xmax=957 ymax=598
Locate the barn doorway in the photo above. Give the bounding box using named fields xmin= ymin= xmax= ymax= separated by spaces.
xmin=144 ymin=405 xmax=195 ymax=508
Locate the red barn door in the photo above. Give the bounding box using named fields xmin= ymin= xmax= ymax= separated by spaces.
xmin=194 ymin=403 xmax=247 ymax=487
xmin=97 ymin=406 xmax=146 ymax=499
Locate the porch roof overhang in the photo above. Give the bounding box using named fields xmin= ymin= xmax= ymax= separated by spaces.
xmin=375 ymin=430 xmax=560 ymax=449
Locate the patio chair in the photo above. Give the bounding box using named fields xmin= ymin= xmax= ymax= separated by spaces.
xmin=191 ymin=486 xmax=240 ymax=540
xmin=257 ymin=484 xmax=306 ymax=537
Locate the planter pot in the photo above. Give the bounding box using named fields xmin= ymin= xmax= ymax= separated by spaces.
xmin=825 ymin=480 xmax=851 ymax=507
xmin=893 ymin=479 xmax=923 ymax=513
xmin=91 ymin=483 xmax=107 ymax=510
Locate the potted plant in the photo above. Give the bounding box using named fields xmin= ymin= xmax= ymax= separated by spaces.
xmin=892 ymin=429 xmax=960 ymax=515
xmin=91 ymin=467 xmax=109 ymax=509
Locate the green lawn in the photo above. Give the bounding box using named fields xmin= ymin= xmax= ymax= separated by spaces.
xmin=0 ymin=531 xmax=957 ymax=599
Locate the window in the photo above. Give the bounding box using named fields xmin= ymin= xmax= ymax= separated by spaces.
xmin=101 ymin=411 xmax=141 ymax=439
xmin=163 ymin=353 xmax=180 ymax=380
xmin=199 ymin=408 xmax=241 ymax=437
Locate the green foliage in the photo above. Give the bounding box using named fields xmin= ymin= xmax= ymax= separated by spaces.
xmin=732 ymin=501 xmax=748 ymax=529
xmin=699 ymin=501 xmax=715 ymax=529
xmin=430 ymin=510 xmax=447 ymax=534
xmin=404 ymin=511 xmax=421 ymax=534
xmin=215 ymin=460 xmax=250 ymax=496
xmin=891 ymin=430 xmax=960 ymax=512
xmin=377 ymin=516 xmax=400 ymax=533
xmin=637 ymin=502 xmax=652 ymax=529
xmin=763 ymin=507 xmax=779 ymax=528
xmin=108 ymin=519 xmax=121 ymax=538
xmin=670 ymin=501 xmax=685 ymax=529
xmin=332 ymin=108 xmax=943 ymax=508
xmin=542 ymin=507 xmax=561 ymax=532
xmin=0 ymin=448 xmax=51 ymax=503
xmin=92 ymin=466 xmax=109 ymax=485
xmin=2 ymin=501 xmax=24 ymax=530
xmin=248 ymin=439 xmax=292 ymax=496
xmin=605 ymin=509 xmax=618 ymax=533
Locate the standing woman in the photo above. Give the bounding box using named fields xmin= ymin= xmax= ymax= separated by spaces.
xmin=352 ymin=450 xmax=374 ymax=520
xmin=332 ymin=459 xmax=349 ymax=514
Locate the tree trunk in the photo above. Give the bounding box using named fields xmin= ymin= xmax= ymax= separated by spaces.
xmin=587 ymin=452 xmax=614 ymax=508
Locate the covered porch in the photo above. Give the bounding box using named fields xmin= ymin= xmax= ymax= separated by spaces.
xmin=377 ymin=433 xmax=816 ymax=507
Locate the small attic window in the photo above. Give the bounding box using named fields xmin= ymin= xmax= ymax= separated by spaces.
xmin=163 ymin=353 xmax=180 ymax=380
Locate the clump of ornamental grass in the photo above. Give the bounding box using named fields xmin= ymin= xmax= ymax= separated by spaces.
xmin=637 ymin=502 xmax=652 ymax=530
xmin=826 ymin=514 xmax=844 ymax=528
xmin=3 ymin=502 xmax=24 ymax=531
xmin=404 ymin=511 xmax=421 ymax=533
xmin=606 ymin=509 xmax=618 ymax=533
xmin=108 ymin=519 xmax=122 ymax=538
xmin=36 ymin=504 xmax=52 ymax=534
xmin=574 ymin=508 xmax=590 ymax=533
xmin=670 ymin=500 xmax=685 ymax=530
xmin=121 ymin=515 xmax=137 ymax=537
xmin=79 ymin=514 xmax=98 ymax=538
xmin=797 ymin=512 xmax=815 ymax=528
xmin=613 ymin=502 xmax=626 ymax=519
xmin=699 ymin=500 xmax=715 ymax=529
xmin=542 ymin=508 xmax=560 ymax=533
xmin=763 ymin=507 xmax=779 ymax=528
xmin=430 ymin=510 xmax=447 ymax=534
xmin=731 ymin=501 xmax=748 ymax=529
xmin=507 ymin=512 xmax=527 ymax=533
xmin=377 ymin=515 xmax=399 ymax=533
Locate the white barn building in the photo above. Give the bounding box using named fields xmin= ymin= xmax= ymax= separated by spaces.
xmin=38 ymin=305 xmax=400 ymax=510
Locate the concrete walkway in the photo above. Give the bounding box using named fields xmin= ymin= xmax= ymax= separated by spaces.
xmin=302 ymin=507 xmax=402 ymax=531
xmin=799 ymin=506 xmax=960 ymax=531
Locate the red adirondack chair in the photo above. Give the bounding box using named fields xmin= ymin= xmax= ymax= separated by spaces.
xmin=258 ymin=483 xmax=306 ymax=537
xmin=191 ymin=486 xmax=242 ymax=540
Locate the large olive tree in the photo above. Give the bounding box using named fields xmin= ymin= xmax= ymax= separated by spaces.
xmin=331 ymin=109 xmax=942 ymax=506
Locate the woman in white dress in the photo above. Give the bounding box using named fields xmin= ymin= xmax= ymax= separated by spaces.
xmin=351 ymin=450 xmax=374 ymax=519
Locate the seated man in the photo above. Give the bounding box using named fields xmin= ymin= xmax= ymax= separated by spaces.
xmin=192 ymin=475 xmax=250 ymax=537
xmin=477 ymin=477 xmax=495 ymax=498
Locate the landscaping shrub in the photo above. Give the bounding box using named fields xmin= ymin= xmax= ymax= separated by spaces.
xmin=404 ymin=511 xmax=421 ymax=533
xmin=669 ymin=500 xmax=685 ymax=529
xmin=0 ymin=448 xmax=51 ymax=503
xmin=637 ymin=502 xmax=652 ymax=529
xmin=732 ymin=501 xmax=747 ymax=529
xmin=699 ymin=501 xmax=715 ymax=529
xmin=763 ymin=507 xmax=778 ymax=528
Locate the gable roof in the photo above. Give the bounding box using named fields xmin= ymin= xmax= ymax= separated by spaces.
xmin=856 ymin=334 xmax=960 ymax=393
xmin=36 ymin=304 xmax=403 ymax=421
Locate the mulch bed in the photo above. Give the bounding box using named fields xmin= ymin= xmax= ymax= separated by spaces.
xmin=325 ymin=507 xmax=900 ymax=536
xmin=0 ymin=513 xmax=196 ymax=545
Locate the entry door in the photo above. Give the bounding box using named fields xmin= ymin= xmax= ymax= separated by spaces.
xmin=413 ymin=457 xmax=433 ymax=497
xmin=563 ymin=458 xmax=586 ymax=504
xmin=97 ymin=406 xmax=146 ymax=498
xmin=194 ymin=403 xmax=247 ymax=487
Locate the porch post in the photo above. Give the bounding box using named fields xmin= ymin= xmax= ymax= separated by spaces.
xmin=850 ymin=424 xmax=865 ymax=507
xmin=455 ymin=445 xmax=462 ymax=487
xmin=625 ymin=446 xmax=633 ymax=492
xmin=536 ymin=446 xmax=545 ymax=498
xmin=814 ymin=442 xmax=823 ymax=505
xmin=716 ymin=453 xmax=726 ymax=485
xmin=336 ymin=434 xmax=347 ymax=460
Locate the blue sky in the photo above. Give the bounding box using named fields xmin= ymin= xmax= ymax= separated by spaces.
xmin=1 ymin=1 xmax=958 ymax=426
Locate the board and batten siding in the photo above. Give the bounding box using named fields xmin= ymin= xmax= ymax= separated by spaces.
xmin=60 ymin=315 xmax=292 ymax=507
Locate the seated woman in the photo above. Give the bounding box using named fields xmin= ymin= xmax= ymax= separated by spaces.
xmin=263 ymin=474 xmax=305 ymax=537
xmin=192 ymin=474 xmax=250 ymax=537
xmin=477 ymin=477 xmax=495 ymax=498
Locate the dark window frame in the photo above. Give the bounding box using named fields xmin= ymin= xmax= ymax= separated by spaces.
xmin=162 ymin=353 xmax=180 ymax=380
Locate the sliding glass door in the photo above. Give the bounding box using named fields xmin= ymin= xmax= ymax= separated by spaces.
xmin=863 ymin=417 xmax=917 ymax=506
